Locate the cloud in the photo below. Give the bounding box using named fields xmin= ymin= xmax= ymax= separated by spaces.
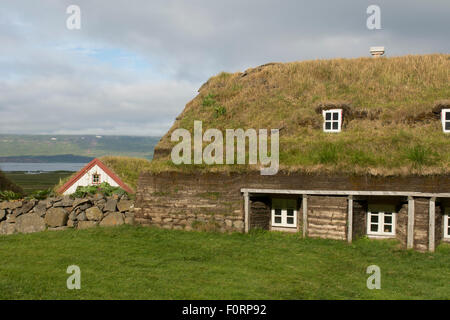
xmin=0 ymin=0 xmax=448 ymax=135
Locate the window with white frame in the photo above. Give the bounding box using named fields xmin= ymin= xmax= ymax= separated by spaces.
xmin=367 ymin=211 xmax=396 ymax=236
xmin=92 ymin=173 xmax=101 ymax=185
xmin=322 ymin=109 xmax=342 ymax=132
xmin=442 ymin=109 xmax=450 ymax=133
xmin=444 ymin=215 xmax=450 ymax=239
xmin=272 ymin=198 xmax=297 ymax=228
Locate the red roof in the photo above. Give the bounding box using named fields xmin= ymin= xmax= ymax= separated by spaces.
xmin=57 ymin=158 xmax=134 ymax=194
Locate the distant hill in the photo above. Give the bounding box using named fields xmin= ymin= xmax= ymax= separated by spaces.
xmin=0 ymin=135 xmax=160 ymax=161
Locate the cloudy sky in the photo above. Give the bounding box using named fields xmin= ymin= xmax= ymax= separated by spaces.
xmin=0 ymin=0 xmax=449 ymax=136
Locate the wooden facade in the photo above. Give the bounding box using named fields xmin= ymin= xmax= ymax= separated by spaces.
xmin=135 ymin=171 xmax=450 ymax=252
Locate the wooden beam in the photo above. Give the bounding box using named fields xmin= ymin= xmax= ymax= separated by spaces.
xmin=240 ymin=188 xmax=450 ymax=198
xmin=244 ymin=192 xmax=249 ymax=233
xmin=302 ymin=194 xmax=308 ymax=238
xmin=407 ymin=196 xmax=415 ymax=249
xmin=347 ymin=195 xmax=353 ymax=243
xmin=429 ymin=197 xmax=436 ymax=252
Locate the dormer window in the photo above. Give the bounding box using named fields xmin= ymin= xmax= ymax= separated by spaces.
xmin=322 ymin=109 xmax=342 ymax=132
xmin=442 ymin=109 xmax=450 ymax=133
xmin=92 ymin=173 xmax=101 ymax=185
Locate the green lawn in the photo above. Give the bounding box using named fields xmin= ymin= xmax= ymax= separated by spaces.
xmin=4 ymin=171 xmax=73 ymax=194
xmin=0 ymin=225 xmax=449 ymax=299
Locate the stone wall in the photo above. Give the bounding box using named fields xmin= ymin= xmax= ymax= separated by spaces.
xmin=352 ymin=200 xmax=367 ymax=240
xmin=396 ymin=203 xmax=408 ymax=248
xmin=134 ymin=172 xmax=244 ymax=232
xmin=0 ymin=195 xmax=135 ymax=235
xmin=250 ymin=198 xmax=270 ymax=230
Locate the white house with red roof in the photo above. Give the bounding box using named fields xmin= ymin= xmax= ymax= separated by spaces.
xmin=58 ymin=158 xmax=133 ymax=195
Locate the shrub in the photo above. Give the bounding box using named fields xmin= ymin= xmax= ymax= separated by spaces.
xmin=28 ymin=188 xmax=56 ymax=200
xmin=72 ymin=182 xmax=127 ymax=198
xmin=315 ymin=143 xmax=339 ymax=164
xmin=213 ymin=105 xmax=226 ymax=118
xmin=0 ymin=190 xmax=22 ymax=201
xmin=406 ymin=145 xmax=437 ymax=167
xmin=202 ymin=93 xmax=216 ymax=107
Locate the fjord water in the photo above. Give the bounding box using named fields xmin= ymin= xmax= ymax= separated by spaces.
xmin=0 ymin=163 xmax=86 ymax=172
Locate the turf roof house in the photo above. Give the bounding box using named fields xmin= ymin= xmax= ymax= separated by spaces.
xmin=134 ymin=55 xmax=450 ymax=252
xmin=58 ymin=158 xmax=133 ymax=195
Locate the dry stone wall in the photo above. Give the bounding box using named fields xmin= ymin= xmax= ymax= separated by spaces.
xmin=0 ymin=195 xmax=135 ymax=235
xmin=135 ymin=172 xmax=244 ymax=232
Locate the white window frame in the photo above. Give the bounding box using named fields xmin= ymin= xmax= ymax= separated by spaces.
xmin=322 ymin=109 xmax=342 ymax=133
xmin=271 ymin=199 xmax=297 ymax=228
xmin=444 ymin=215 xmax=450 ymax=239
xmin=367 ymin=211 xmax=396 ymax=237
xmin=442 ymin=109 xmax=450 ymax=133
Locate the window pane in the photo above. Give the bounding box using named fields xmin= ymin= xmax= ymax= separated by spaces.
xmin=325 ymin=122 xmax=331 ymax=130
xmin=287 ymin=217 xmax=294 ymax=224
xmin=370 ymin=214 xmax=379 ymax=223
xmin=370 ymin=224 xmax=378 ymax=232
xmin=275 ymin=209 xmax=281 ymax=216
xmin=446 ymin=112 xmax=450 ymax=121
xmin=287 ymin=209 xmax=294 ymax=216
xmin=333 ymin=112 xmax=339 ymax=120
xmin=384 ymin=215 xmax=392 ymax=224
xmin=384 ymin=225 xmax=392 ymax=233
xmin=332 ymin=122 xmax=338 ymax=130
xmin=325 ymin=113 xmax=331 ymax=120
xmin=446 ymin=122 xmax=450 ymax=130
xmin=275 ymin=217 xmax=281 ymax=223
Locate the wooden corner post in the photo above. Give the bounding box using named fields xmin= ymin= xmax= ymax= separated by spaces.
xmin=244 ymin=192 xmax=249 ymax=233
xmin=428 ymin=197 xmax=436 ymax=252
xmin=302 ymin=194 xmax=308 ymax=238
xmin=407 ymin=196 xmax=415 ymax=249
xmin=347 ymin=195 xmax=353 ymax=243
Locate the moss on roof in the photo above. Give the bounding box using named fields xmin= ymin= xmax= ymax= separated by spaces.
xmin=150 ymin=54 xmax=450 ymax=176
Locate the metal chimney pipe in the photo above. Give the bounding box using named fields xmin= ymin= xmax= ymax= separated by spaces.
xmin=370 ymin=46 xmax=385 ymax=58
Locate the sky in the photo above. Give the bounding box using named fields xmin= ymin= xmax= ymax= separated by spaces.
xmin=0 ymin=0 xmax=449 ymax=136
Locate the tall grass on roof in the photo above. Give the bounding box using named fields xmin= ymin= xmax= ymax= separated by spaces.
xmin=149 ymin=54 xmax=449 ymax=176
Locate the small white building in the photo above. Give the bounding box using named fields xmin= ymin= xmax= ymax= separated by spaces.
xmin=58 ymin=158 xmax=133 ymax=195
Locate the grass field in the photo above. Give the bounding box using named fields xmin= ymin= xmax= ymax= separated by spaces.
xmin=4 ymin=171 xmax=74 ymax=194
xmin=0 ymin=225 xmax=448 ymax=300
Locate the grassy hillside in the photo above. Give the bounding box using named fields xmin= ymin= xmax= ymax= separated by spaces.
xmin=152 ymin=54 xmax=450 ymax=176
xmin=0 ymin=225 xmax=449 ymax=299
xmin=0 ymin=169 xmax=23 ymax=194
xmin=0 ymin=135 xmax=160 ymax=160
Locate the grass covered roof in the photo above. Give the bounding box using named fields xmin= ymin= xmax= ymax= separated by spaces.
xmin=150 ymin=54 xmax=450 ymax=176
